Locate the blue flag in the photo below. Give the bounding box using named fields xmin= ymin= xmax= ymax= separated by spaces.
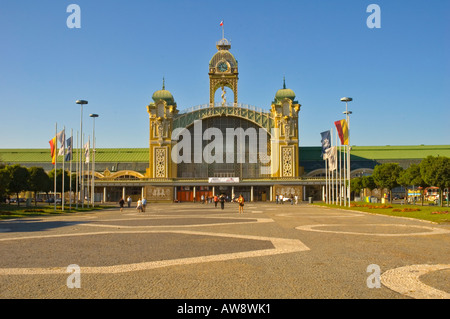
xmin=65 ymin=136 xmax=73 ymax=161
xmin=320 ymin=131 xmax=331 ymax=158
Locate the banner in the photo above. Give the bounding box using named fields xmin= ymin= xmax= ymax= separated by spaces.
xmin=49 ymin=137 xmax=56 ymax=165
xmin=208 ymin=177 xmax=239 ymax=183
xmin=84 ymin=140 xmax=90 ymax=163
xmin=320 ymin=130 xmax=331 ymax=159
xmin=334 ymin=119 xmax=349 ymax=145
xmin=326 ymin=147 xmax=337 ymax=171
xmin=65 ymin=136 xmax=73 ymax=162
xmin=57 ymin=129 xmax=66 ymax=156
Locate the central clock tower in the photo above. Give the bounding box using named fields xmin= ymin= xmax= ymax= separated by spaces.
xmin=209 ymin=38 xmax=239 ymax=106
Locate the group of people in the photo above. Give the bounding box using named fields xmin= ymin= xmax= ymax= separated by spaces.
xmin=118 ymin=193 xmax=247 ymax=213
xmin=118 ymin=196 xmax=147 ymax=212
xmin=210 ymin=194 xmax=245 ymax=213
xmin=275 ymin=194 xmax=298 ymax=205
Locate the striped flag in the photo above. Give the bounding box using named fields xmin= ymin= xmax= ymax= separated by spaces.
xmin=49 ymin=137 xmax=56 ymax=165
xmin=334 ymin=119 xmax=349 ymax=145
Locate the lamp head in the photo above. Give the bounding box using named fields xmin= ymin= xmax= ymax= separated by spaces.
xmin=340 ymin=97 xmax=352 ymax=102
xmin=76 ymin=100 xmax=88 ymax=105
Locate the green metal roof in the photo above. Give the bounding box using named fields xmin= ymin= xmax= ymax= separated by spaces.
xmin=0 ymin=148 xmax=149 ymax=164
xmin=300 ymin=145 xmax=450 ymax=162
xmin=1 ymin=145 xmax=448 ymax=165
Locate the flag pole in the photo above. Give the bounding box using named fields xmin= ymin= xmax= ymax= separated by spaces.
xmin=343 ymin=138 xmax=347 ymax=207
xmin=328 ymin=128 xmax=331 ymax=205
xmin=76 ymin=131 xmax=79 ymax=209
xmin=87 ymin=135 xmax=90 ymax=208
xmin=325 ymin=154 xmax=328 ymax=204
xmin=62 ymin=126 xmax=65 ymax=212
xmin=335 ymin=127 xmax=338 ymax=205
xmin=69 ymin=129 xmax=73 ymax=211
xmin=54 ymin=123 xmax=57 ymax=212
xmin=339 ymin=139 xmax=342 ymax=206
xmin=82 ymin=133 xmax=85 ymax=208
xmin=330 ymin=128 xmax=334 ymax=205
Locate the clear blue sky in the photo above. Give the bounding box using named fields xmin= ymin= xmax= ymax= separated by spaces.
xmin=0 ymin=0 xmax=449 ymax=149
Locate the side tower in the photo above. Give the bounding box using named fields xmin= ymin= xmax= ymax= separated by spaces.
xmin=146 ymin=80 xmax=178 ymax=179
xmin=270 ymin=78 xmax=301 ymax=177
xmin=208 ymin=38 xmax=239 ymax=106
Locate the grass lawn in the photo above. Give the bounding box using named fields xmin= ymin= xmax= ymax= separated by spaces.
xmin=0 ymin=204 xmax=112 ymax=220
xmin=313 ymin=202 xmax=450 ymax=224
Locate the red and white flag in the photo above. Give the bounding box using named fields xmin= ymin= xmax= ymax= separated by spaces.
xmin=219 ymin=21 xmax=223 ymax=26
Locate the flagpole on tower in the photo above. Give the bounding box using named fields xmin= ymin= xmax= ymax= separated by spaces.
xmin=220 ymin=20 xmax=224 ymax=39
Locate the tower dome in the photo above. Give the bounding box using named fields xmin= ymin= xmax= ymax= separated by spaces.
xmin=152 ymin=78 xmax=175 ymax=104
xmin=274 ymin=77 xmax=296 ymax=102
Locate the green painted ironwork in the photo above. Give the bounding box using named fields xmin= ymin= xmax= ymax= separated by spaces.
xmin=173 ymin=104 xmax=275 ymax=132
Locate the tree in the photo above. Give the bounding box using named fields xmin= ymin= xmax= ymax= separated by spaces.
xmin=48 ymin=169 xmax=71 ymax=193
xmin=361 ymin=175 xmax=376 ymax=191
xmin=372 ymin=163 xmax=403 ymax=203
xmin=350 ymin=177 xmax=364 ymax=199
xmin=0 ymin=167 xmax=11 ymax=202
xmin=397 ymin=163 xmax=427 ymax=205
xmin=28 ymin=167 xmax=51 ymax=206
xmin=5 ymin=164 xmax=30 ymax=207
xmin=420 ymin=156 xmax=450 ymax=207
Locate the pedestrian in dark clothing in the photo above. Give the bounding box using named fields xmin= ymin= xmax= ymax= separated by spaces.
xmin=119 ymin=198 xmax=125 ymax=212
xmin=219 ymin=194 xmax=225 ymax=210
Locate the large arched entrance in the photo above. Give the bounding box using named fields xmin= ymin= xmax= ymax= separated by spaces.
xmin=175 ymin=115 xmax=271 ymax=179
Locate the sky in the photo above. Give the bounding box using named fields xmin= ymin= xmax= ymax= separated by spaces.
xmin=0 ymin=0 xmax=449 ymax=150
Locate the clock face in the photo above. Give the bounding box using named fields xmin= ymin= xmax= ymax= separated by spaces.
xmin=217 ymin=62 xmax=228 ymax=72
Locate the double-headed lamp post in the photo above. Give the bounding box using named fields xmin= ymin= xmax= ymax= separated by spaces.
xmin=76 ymin=100 xmax=88 ymax=208
xmin=340 ymin=97 xmax=352 ymax=207
xmin=89 ymin=114 xmax=99 ymax=207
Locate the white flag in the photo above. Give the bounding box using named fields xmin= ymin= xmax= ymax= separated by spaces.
xmin=84 ymin=140 xmax=90 ymax=163
xmin=57 ymin=129 xmax=66 ymax=156
xmin=327 ymin=147 xmax=337 ymax=171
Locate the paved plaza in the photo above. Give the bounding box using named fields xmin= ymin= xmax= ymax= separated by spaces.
xmin=0 ymin=202 xmax=449 ymax=299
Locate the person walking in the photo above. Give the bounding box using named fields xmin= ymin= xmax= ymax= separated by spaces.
xmin=219 ymin=194 xmax=225 ymax=210
xmin=127 ymin=196 xmax=132 ymax=208
xmin=142 ymin=197 xmax=147 ymax=212
xmin=119 ymin=198 xmax=125 ymax=212
xmin=136 ymin=198 xmax=142 ymax=213
xmin=214 ymin=195 xmax=218 ymax=208
xmin=238 ymin=194 xmax=245 ymax=214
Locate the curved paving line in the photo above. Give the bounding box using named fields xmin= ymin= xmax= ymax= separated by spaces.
xmin=381 ymin=264 xmax=450 ymax=299
xmin=80 ymin=217 xmax=273 ymax=229
xmin=295 ymin=224 xmax=450 ymax=237
xmin=0 ymin=230 xmax=309 ymax=275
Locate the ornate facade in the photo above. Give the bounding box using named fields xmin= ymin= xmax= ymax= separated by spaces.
xmin=141 ymin=36 xmax=304 ymax=202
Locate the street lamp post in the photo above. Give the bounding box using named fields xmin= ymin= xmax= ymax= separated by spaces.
xmin=76 ymin=100 xmax=88 ymax=208
xmin=340 ymin=97 xmax=352 ymax=207
xmin=89 ymin=114 xmax=99 ymax=207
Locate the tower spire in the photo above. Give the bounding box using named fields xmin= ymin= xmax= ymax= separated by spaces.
xmin=162 ymin=77 xmax=165 ymax=90
xmin=283 ymin=76 xmax=286 ymax=89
